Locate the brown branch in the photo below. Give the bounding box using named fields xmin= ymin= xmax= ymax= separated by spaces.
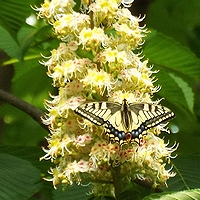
xmin=0 ymin=89 xmax=49 ymax=132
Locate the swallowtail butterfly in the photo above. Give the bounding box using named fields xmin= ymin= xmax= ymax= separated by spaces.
xmin=74 ymin=99 xmax=175 ymax=145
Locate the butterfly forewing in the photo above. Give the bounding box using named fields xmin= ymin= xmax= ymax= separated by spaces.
xmin=130 ymin=103 xmax=175 ymax=129
xmin=74 ymin=99 xmax=175 ymax=144
xmin=75 ymin=102 xmax=121 ymax=125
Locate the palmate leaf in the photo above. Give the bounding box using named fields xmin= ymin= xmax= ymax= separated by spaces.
xmin=143 ymin=189 xmax=200 ymax=200
xmin=0 ymin=146 xmax=54 ymax=199
xmin=167 ymin=155 xmax=200 ymax=191
xmin=17 ymin=27 xmax=38 ymax=61
xmin=90 ymin=196 xmax=115 ymax=200
xmin=0 ymin=26 xmax=38 ymax=63
xmin=168 ymin=73 xmax=194 ymax=114
xmin=146 ymin=0 xmax=200 ymax=47
xmin=0 ymin=146 xmax=51 ymax=173
xmin=144 ymin=31 xmax=200 ymax=81
xmin=0 ymin=153 xmax=42 ymax=200
xmin=154 ymin=71 xmax=194 ymax=115
xmin=0 ymin=0 xmax=32 ymax=36
xmin=0 ymin=0 xmax=39 ymax=62
xmin=0 ymin=27 xmax=21 ymax=59
xmin=53 ymin=184 xmax=91 ymax=200
xmin=143 ymin=31 xmax=198 ymax=114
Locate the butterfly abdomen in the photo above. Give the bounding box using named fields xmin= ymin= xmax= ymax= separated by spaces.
xmin=121 ymin=99 xmax=132 ymax=131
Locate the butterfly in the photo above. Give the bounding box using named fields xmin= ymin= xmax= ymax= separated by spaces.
xmin=74 ymin=99 xmax=175 ymax=145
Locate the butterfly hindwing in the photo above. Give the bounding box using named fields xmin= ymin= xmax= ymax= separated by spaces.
xmin=74 ymin=99 xmax=175 ymax=144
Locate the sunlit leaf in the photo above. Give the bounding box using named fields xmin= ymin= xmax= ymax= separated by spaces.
xmin=144 ymin=31 xmax=200 ymax=81
xmin=168 ymin=73 xmax=194 ymax=114
xmin=143 ymin=189 xmax=200 ymax=200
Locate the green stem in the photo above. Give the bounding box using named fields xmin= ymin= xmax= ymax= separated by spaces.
xmin=111 ymin=166 xmax=124 ymax=198
xmin=89 ymin=0 xmax=94 ymax=29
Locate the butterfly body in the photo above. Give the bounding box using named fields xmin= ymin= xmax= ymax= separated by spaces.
xmin=74 ymin=99 xmax=175 ymax=145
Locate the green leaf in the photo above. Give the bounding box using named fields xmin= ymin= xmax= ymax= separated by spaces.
xmin=0 ymin=103 xmax=47 ymax=146
xmin=0 ymin=146 xmax=51 ymax=173
xmin=0 ymin=26 xmax=20 ymax=59
xmin=0 ymin=153 xmax=42 ymax=200
xmin=0 ymin=146 xmax=54 ymax=199
xmin=118 ymin=190 xmax=140 ymax=200
xmin=168 ymin=73 xmax=194 ymax=114
xmin=0 ymin=26 xmax=39 ymax=62
xmin=53 ymin=184 xmax=92 ymax=200
xmin=143 ymin=189 xmax=200 ymax=200
xmin=144 ymin=31 xmax=200 ymax=81
xmin=146 ymin=0 xmax=200 ymax=46
xmin=143 ymin=31 xmax=199 ymax=115
xmin=154 ymin=71 xmax=191 ymax=114
xmin=17 ymin=26 xmax=38 ymax=60
xmin=91 ymin=196 xmax=115 ymax=200
xmin=0 ymin=0 xmax=32 ymax=35
xmin=73 ymin=0 xmax=81 ymax=12
xmin=167 ymin=155 xmax=200 ymax=191
xmin=12 ymin=59 xmax=52 ymax=99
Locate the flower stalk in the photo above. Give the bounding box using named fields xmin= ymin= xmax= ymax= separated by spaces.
xmin=35 ymin=0 xmax=178 ymax=198
xmin=111 ymin=165 xmax=125 ymax=198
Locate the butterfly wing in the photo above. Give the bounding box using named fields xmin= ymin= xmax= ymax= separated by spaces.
xmin=74 ymin=100 xmax=175 ymax=145
xmin=74 ymin=101 xmax=121 ymax=126
xmin=129 ymin=103 xmax=175 ymax=130
xmin=74 ymin=101 xmax=128 ymax=143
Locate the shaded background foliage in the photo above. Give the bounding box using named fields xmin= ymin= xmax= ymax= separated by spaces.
xmin=0 ymin=0 xmax=200 ymax=199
